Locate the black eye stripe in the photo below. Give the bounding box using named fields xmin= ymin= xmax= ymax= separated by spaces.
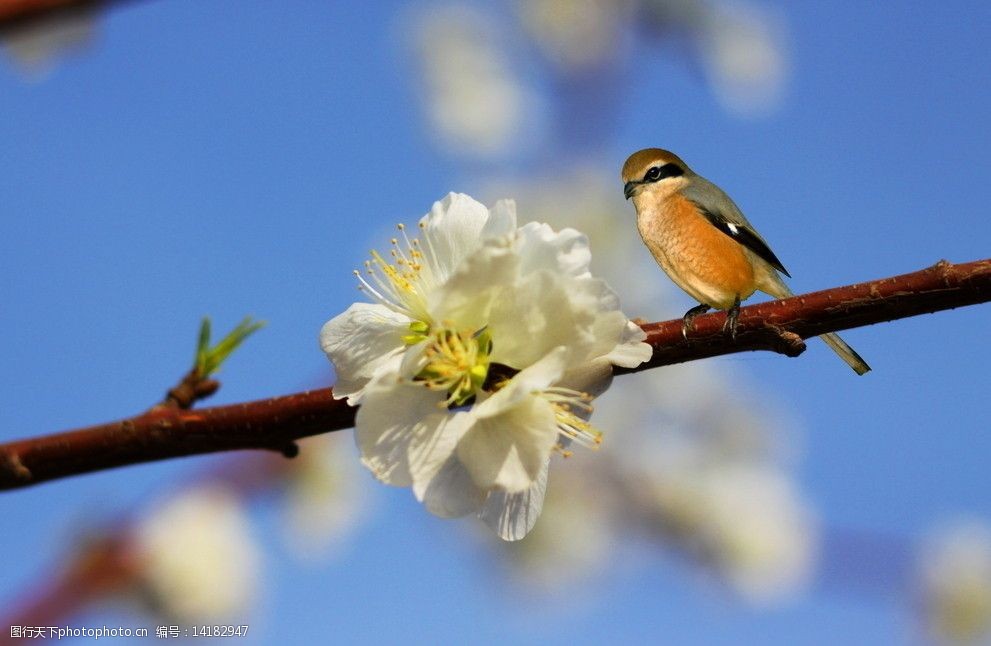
xmin=643 ymin=163 xmax=685 ymax=183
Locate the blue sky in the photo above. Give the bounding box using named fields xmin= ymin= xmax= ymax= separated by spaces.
xmin=1 ymin=1 xmax=989 ymax=643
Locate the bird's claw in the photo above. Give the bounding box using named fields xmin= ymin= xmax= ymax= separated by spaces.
xmin=681 ymin=304 xmax=711 ymax=340
xmin=721 ymin=296 xmax=741 ymax=341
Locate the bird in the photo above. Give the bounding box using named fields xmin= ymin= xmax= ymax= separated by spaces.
xmin=622 ymin=148 xmax=870 ymax=375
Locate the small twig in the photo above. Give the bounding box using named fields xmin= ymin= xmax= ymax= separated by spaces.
xmin=152 ymin=317 xmax=264 ymax=411
xmin=0 ymin=258 xmax=989 ymax=491
xmin=156 ymin=368 xmax=220 ymax=411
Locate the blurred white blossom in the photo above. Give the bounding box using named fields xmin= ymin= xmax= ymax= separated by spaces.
xmin=321 ymin=192 xmax=649 ymax=540
xmin=133 ymin=486 xmax=260 ymax=624
xmin=513 ymin=0 xmax=788 ymax=116
xmin=490 ymin=367 xmax=817 ymax=603
xmin=917 ymin=520 xmax=991 ymax=644
xmin=516 ymin=0 xmax=634 ymax=69
xmin=496 ymin=450 xmax=616 ymax=591
xmin=696 ymin=1 xmax=788 ymax=116
xmin=281 ymin=435 xmax=369 ymax=561
xmin=411 ymin=5 xmax=535 ymax=157
xmin=602 ymin=359 xmax=814 ymax=608
xmin=640 ymin=463 xmax=815 ymax=603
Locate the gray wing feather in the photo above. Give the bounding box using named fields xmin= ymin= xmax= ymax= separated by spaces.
xmin=683 ymin=175 xmax=791 ymax=277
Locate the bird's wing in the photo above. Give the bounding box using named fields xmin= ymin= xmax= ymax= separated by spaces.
xmin=683 ymin=176 xmax=791 ymax=277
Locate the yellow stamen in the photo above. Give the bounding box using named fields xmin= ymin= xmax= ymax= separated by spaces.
xmin=414 ymin=326 xmax=492 ymax=407
xmin=540 ymin=387 xmax=602 ymax=449
xmin=353 ymin=223 xmax=438 ymax=323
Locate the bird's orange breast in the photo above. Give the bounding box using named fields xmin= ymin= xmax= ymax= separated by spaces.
xmin=637 ymin=193 xmax=757 ymax=309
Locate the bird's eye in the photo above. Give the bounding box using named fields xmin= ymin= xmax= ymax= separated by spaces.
xmin=643 ymin=163 xmax=685 ymax=183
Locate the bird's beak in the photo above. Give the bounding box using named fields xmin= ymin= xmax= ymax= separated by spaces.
xmin=623 ymin=181 xmax=638 ymax=200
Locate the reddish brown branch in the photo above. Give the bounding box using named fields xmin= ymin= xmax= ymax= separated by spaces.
xmin=0 ymin=0 xmax=126 ymax=27
xmin=0 ymin=0 xmax=97 ymax=22
xmin=0 ymin=0 xmax=152 ymax=44
xmin=622 ymin=258 xmax=991 ymax=372
xmin=0 ymin=389 xmax=352 ymax=491
xmin=1 ymin=258 xmax=989 ymax=492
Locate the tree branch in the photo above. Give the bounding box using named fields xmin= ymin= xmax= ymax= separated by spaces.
xmin=0 ymin=0 xmax=117 ymax=29
xmin=621 ymin=258 xmax=991 ymax=373
xmin=1 ymin=258 xmax=989 ymax=491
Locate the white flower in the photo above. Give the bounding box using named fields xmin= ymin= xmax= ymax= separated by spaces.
xmin=133 ymin=486 xmax=260 ymax=623
xmin=495 ymin=451 xmax=614 ymax=591
xmin=281 ymin=435 xmax=368 ymax=561
xmin=321 ymin=193 xmax=514 ymax=405
xmin=411 ymin=5 xmax=533 ymax=157
xmin=917 ymin=520 xmax=991 ymax=644
xmin=517 ymin=0 xmax=633 ymax=70
xmin=684 ymin=466 xmax=815 ymax=604
xmin=321 ymin=193 xmax=650 ymax=539
xmin=699 ymin=1 xmax=788 ymax=117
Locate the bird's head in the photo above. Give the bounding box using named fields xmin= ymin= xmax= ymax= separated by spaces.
xmin=621 ymin=148 xmax=691 ymax=201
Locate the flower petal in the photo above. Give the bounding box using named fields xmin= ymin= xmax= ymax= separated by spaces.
xmin=473 ymin=347 xmax=568 ymax=418
xmin=487 ymin=270 xmax=599 ymax=368
xmin=319 ymin=303 xmax=409 ymax=405
xmin=428 ymin=236 xmax=520 ymax=330
xmin=559 ymin=356 xmax=615 ymax=399
xmin=516 ymin=221 xmax=591 ymax=278
xmin=456 ymin=392 xmax=558 ymax=493
xmin=420 ymin=193 xmax=492 ymax=279
xmin=478 ymin=459 xmax=549 ymax=541
xmin=355 ymin=372 xmax=464 ymax=488
xmin=407 ymin=410 xmax=472 ymax=499
xmin=604 ymin=320 xmax=652 ymax=369
xmin=481 ymin=198 xmax=518 ymax=239
xmin=418 ymin=454 xmax=487 ymax=518
xmin=398 ymin=338 xmax=430 ymax=380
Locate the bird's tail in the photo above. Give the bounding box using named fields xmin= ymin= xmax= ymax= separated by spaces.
xmin=818 ymin=331 xmax=871 ymax=375
xmin=764 ymin=277 xmax=871 ymax=375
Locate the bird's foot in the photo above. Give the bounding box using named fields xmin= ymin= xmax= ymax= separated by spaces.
xmin=681 ymin=304 xmax=711 ymax=340
xmin=722 ymin=295 xmax=741 ymax=341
